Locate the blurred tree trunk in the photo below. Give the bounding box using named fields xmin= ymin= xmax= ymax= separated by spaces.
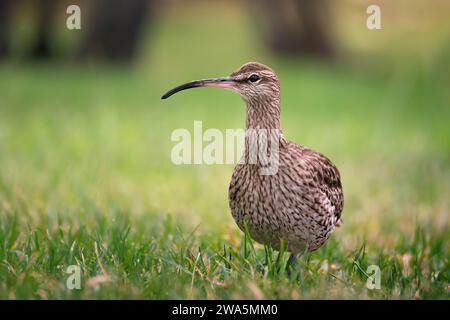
xmin=0 ymin=0 xmax=56 ymax=60
xmin=252 ymin=0 xmax=334 ymax=59
xmin=0 ymin=0 xmax=11 ymax=58
xmin=76 ymin=0 xmax=152 ymax=63
xmin=30 ymin=0 xmax=54 ymax=59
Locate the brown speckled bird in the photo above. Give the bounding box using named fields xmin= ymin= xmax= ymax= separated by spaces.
xmin=162 ymin=62 xmax=343 ymax=256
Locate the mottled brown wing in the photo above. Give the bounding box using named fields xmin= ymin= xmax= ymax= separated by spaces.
xmin=299 ymin=147 xmax=344 ymax=223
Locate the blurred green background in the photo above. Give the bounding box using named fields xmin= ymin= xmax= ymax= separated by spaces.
xmin=0 ymin=0 xmax=449 ymax=299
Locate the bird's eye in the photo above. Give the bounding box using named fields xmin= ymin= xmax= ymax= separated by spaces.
xmin=248 ymin=74 xmax=260 ymax=82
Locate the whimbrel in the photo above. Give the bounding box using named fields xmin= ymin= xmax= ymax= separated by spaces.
xmin=162 ymin=62 xmax=343 ymax=255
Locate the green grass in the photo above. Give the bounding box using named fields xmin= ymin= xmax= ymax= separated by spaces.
xmin=0 ymin=1 xmax=449 ymax=299
xmin=0 ymin=211 xmax=447 ymax=299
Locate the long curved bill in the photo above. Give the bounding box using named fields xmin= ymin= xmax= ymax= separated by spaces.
xmin=161 ymin=77 xmax=234 ymax=99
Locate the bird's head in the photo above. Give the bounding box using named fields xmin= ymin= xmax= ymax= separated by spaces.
xmin=161 ymin=62 xmax=280 ymax=104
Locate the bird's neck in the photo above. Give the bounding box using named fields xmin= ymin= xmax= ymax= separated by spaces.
xmin=245 ymin=99 xmax=281 ymax=130
xmin=243 ymin=99 xmax=283 ymax=171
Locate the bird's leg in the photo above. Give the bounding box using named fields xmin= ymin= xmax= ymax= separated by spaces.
xmin=287 ymin=254 xmax=298 ymax=267
xmin=286 ymin=253 xmax=299 ymax=279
